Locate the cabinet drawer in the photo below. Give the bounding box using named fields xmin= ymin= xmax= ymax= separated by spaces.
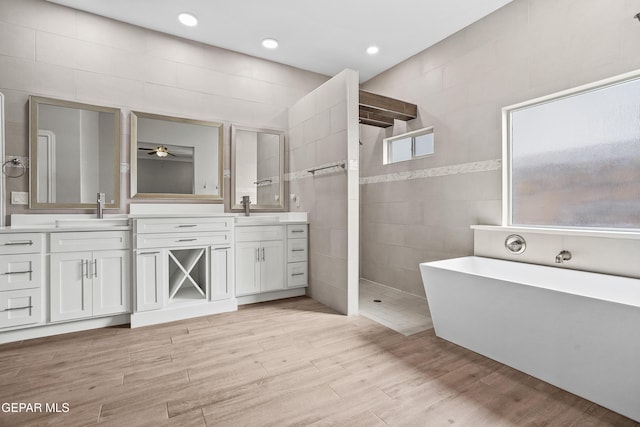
xmin=136 ymin=232 xmax=230 ymax=249
xmin=136 ymin=217 xmax=232 ymax=234
xmin=287 ymin=262 xmax=308 ymax=288
xmin=0 ymin=233 xmax=43 ymax=255
xmin=235 ymin=226 xmax=283 ymax=242
xmin=0 ymin=288 xmax=41 ymax=329
xmin=287 ymin=239 xmax=308 ymax=262
xmin=51 ymin=231 xmax=130 ymax=252
xmin=0 ymin=254 xmax=41 ymax=291
xmin=286 ymin=224 xmax=308 ymax=239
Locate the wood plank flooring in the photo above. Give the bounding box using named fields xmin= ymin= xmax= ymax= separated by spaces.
xmin=0 ymin=297 xmax=638 ymax=427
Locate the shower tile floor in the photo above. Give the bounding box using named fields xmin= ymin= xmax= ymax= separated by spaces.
xmin=359 ymin=279 xmax=433 ymax=336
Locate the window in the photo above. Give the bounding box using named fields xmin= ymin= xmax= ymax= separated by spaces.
xmin=383 ymin=127 xmax=434 ymax=164
xmin=505 ymin=71 xmax=640 ymax=230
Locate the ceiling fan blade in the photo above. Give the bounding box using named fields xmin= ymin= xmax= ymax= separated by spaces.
xmin=147 ymin=151 xmax=157 ymax=155
xmin=167 ymin=152 xmax=176 ymax=156
xmin=139 ymin=148 xmax=154 ymax=151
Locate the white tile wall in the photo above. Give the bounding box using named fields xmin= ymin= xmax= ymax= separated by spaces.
xmin=474 ymin=227 xmax=640 ymax=279
xmin=288 ymin=69 xmax=359 ymax=315
xmin=359 ymin=0 xmax=640 ymax=297
xmin=0 ymin=0 xmax=329 ymax=220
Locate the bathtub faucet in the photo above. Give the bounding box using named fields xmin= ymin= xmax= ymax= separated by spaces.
xmin=555 ymin=250 xmax=572 ymax=264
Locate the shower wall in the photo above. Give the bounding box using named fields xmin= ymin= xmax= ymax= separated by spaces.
xmin=288 ymin=69 xmax=360 ymax=314
xmin=359 ymin=0 xmax=640 ymax=297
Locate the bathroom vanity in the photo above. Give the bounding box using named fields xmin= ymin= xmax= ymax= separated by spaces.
xmin=0 ymin=209 xmax=308 ymax=343
xmin=234 ymin=219 xmax=308 ymax=304
xmin=130 ymin=214 xmax=236 ymax=328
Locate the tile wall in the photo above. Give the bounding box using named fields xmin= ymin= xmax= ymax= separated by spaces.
xmin=0 ymin=0 xmax=328 ymax=221
xmin=288 ymin=70 xmax=359 ymax=315
xmin=359 ymin=0 xmax=640 ymax=297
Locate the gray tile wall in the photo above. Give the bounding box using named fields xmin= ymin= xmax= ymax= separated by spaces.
xmin=0 ymin=0 xmax=328 ymax=220
xmin=288 ymin=70 xmax=359 ymax=314
xmin=360 ymin=0 xmax=640 ymax=297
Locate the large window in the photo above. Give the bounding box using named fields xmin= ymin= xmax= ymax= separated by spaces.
xmin=383 ymin=127 xmax=434 ymax=165
xmin=504 ymin=71 xmax=640 ymax=230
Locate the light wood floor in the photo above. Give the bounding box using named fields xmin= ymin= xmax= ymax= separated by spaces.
xmin=1 ymin=297 xmax=638 ymax=427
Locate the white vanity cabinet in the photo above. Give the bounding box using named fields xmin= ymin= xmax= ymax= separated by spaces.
xmin=235 ymin=226 xmax=284 ymax=296
xmin=286 ymin=224 xmax=308 ymax=288
xmin=0 ymin=233 xmax=44 ymax=329
xmin=131 ymin=216 xmax=235 ymax=327
xmin=50 ymin=231 xmax=130 ymax=322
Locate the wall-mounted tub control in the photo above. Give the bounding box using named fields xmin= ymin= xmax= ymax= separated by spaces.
xmin=505 ymin=234 xmax=526 ymax=254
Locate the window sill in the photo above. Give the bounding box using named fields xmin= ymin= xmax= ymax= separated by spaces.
xmin=471 ymin=225 xmax=640 ymax=240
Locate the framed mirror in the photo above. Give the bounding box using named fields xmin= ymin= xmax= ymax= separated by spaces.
xmin=231 ymin=125 xmax=285 ymax=211
xmin=131 ymin=112 xmax=223 ymax=200
xmin=29 ymin=96 xmax=121 ymax=209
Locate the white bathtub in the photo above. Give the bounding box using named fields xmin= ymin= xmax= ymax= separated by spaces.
xmin=420 ymin=256 xmax=640 ymax=422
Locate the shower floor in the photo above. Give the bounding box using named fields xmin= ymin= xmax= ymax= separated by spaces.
xmin=359 ymin=279 xmax=433 ymax=336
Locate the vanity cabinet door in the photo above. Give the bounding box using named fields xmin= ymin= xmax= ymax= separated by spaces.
xmin=211 ymin=247 xmax=232 ymax=301
xmin=260 ymin=240 xmax=284 ymax=292
xmin=93 ymin=250 xmax=130 ymax=316
xmin=50 ymin=252 xmax=92 ymax=322
xmin=235 ymin=242 xmax=260 ymax=296
xmin=135 ymin=250 xmax=166 ymax=312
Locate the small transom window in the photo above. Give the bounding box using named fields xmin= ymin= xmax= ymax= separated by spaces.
xmin=383 ymin=127 xmax=434 ymax=165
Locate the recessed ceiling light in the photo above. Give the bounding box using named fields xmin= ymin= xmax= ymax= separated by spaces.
xmin=262 ymin=38 xmax=279 ymax=49
xmin=366 ymin=45 xmax=379 ymax=55
xmin=178 ymin=12 xmax=198 ymax=27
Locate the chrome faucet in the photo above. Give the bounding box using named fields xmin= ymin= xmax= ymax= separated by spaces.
xmin=97 ymin=192 xmax=105 ymax=219
xmin=555 ymin=250 xmax=572 ymax=263
xmin=241 ymin=195 xmax=251 ymax=216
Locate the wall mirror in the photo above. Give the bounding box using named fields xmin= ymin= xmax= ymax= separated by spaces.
xmin=231 ymin=125 xmax=285 ymax=211
xmin=29 ymin=96 xmax=121 ymax=209
xmin=131 ymin=112 xmax=223 ymax=200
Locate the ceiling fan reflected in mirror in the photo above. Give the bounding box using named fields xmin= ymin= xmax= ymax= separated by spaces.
xmin=138 ymin=145 xmax=175 ymax=157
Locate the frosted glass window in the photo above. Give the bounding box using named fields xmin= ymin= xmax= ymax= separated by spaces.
xmin=507 ymin=75 xmax=640 ymax=230
xmin=389 ymin=137 xmax=412 ymax=163
xmin=384 ymin=127 xmax=434 ymax=164
xmin=414 ymin=133 xmax=434 ymax=157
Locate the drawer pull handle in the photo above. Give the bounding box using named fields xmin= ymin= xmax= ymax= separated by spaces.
xmin=140 ymin=251 xmax=160 ymax=255
xmin=2 ymin=270 xmax=33 ymax=275
xmin=177 ymin=238 xmax=197 ymax=242
xmin=291 ymin=230 xmax=305 ymax=233
xmin=177 ymin=224 xmax=197 ymax=228
xmin=291 ymin=273 xmax=305 ymax=276
xmin=3 ymin=241 xmax=33 ymax=246
xmin=2 ymin=305 xmax=33 ymax=312
xmin=291 ymin=249 xmax=305 ymax=252
xmin=213 ymin=247 xmax=230 ymax=251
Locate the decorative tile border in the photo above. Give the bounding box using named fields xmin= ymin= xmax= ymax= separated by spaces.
xmin=359 ymin=159 xmax=501 ymax=185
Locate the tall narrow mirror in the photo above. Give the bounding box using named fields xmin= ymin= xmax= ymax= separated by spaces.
xmin=29 ymin=96 xmax=121 ymax=208
xmin=231 ymin=125 xmax=285 ymax=211
xmin=131 ymin=112 xmax=223 ymax=200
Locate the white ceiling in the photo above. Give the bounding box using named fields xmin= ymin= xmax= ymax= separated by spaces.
xmin=46 ymin=0 xmax=514 ymax=82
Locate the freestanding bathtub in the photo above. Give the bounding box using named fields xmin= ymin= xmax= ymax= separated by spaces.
xmin=420 ymin=256 xmax=640 ymax=422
